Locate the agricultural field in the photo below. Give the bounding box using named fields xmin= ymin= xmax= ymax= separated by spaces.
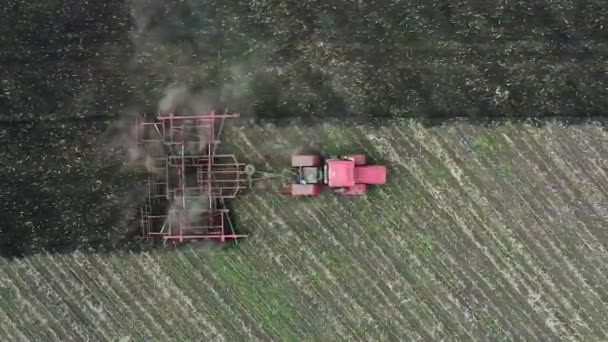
xmin=2 ymin=0 xmax=608 ymax=123
xmin=1 ymin=119 xmax=607 ymax=341
xmin=2 ymin=0 xmax=608 ymax=340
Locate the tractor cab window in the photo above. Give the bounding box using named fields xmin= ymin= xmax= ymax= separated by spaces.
xmin=301 ymin=167 xmax=321 ymax=184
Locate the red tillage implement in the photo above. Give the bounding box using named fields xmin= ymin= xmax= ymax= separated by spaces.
xmin=136 ymin=110 xmax=387 ymax=243
xmin=136 ymin=110 xmax=251 ymax=243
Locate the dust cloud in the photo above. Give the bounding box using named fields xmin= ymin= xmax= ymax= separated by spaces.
xmin=126 ymin=0 xmax=277 ymax=117
xmin=101 ymin=0 xmax=286 ymax=240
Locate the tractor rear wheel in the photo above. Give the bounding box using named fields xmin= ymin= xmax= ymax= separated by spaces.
xmin=291 ymin=183 xmax=321 ymax=196
xmin=291 ymin=155 xmax=321 ymax=167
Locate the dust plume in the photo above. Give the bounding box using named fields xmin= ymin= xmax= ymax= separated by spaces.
xmin=101 ymin=0 xmax=284 ymax=241
xmin=125 ymin=0 xmax=277 ymax=117
xmin=164 ymin=192 xmax=211 ymax=234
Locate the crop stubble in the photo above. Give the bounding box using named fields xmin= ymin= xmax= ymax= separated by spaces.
xmin=0 ymin=121 xmax=607 ymax=340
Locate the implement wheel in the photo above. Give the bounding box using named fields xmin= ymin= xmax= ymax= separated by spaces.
xmin=244 ymin=164 xmax=256 ymax=176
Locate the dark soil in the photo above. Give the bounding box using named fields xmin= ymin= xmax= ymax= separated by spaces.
xmin=1 ymin=0 xmax=607 ymax=256
xmin=0 ymin=119 xmax=148 ymax=257
xmin=2 ymin=0 xmax=607 ymax=122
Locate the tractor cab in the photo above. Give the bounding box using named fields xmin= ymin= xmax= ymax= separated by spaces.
xmin=298 ymin=166 xmax=324 ymax=184
xmin=325 ymin=159 xmax=355 ymax=188
xmin=290 ymin=154 xmax=386 ymax=196
xmin=296 ymin=157 xmax=354 ymax=187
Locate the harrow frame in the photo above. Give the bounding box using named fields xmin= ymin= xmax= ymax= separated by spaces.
xmin=136 ymin=110 xmax=249 ymax=243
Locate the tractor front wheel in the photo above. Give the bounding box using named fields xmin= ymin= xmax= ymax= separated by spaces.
xmin=345 ymin=154 xmax=366 ymax=165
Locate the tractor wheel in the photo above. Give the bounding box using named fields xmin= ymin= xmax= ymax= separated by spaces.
xmin=291 ymin=183 xmax=321 ymax=196
xmin=291 ymin=155 xmax=321 ymax=167
xmin=346 ymin=154 xmax=366 ymax=165
xmin=342 ymin=184 xmax=367 ymax=195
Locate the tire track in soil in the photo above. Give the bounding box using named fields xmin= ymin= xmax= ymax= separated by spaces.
xmin=382 ymin=125 xmax=559 ymax=338
xmin=455 ymin=124 xmax=604 ymax=339
xmin=87 ymin=254 xmax=174 ymax=340
xmin=297 ymin=200 xmax=421 ymax=340
xmin=329 ymin=193 xmax=478 ymax=341
xmin=189 ymin=230 xmax=312 ymax=335
xmin=559 ymin=125 xmax=608 ymax=258
xmin=80 ymin=254 xmax=160 ymax=339
xmin=0 ymin=282 xmax=56 ymax=341
xmin=232 ymin=248 xmax=318 ymax=339
xmin=502 ymin=131 xmax=598 ymax=232
xmin=490 ymin=127 xmax=608 ymax=264
xmin=0 ymin=298 xmax=17 ymax=340
xmin=565 ymin=126 xmax=608 ymax=172
xmin=543 ymin=144 xmax=608 ymax=233
xmin=349 ymin=191 xmax=482 ymax=340
xmin=462 ymin=124 xmax=600 ymax=272
xmin=229 ymin=227 xmax=345 ymax=339
xmin=433 ymin=123 xmax=597 ymax=320
xmin=180 ymin=250 xmax=265 ymax=341
xmin=0 ymin=304 xmax=23 ymax=341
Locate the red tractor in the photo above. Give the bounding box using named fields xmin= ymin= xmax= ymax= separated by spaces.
xmin=289 ymin=154 xmax=387 ymax=196
xmin=136 ymin=109 xmax=388 ymax=244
